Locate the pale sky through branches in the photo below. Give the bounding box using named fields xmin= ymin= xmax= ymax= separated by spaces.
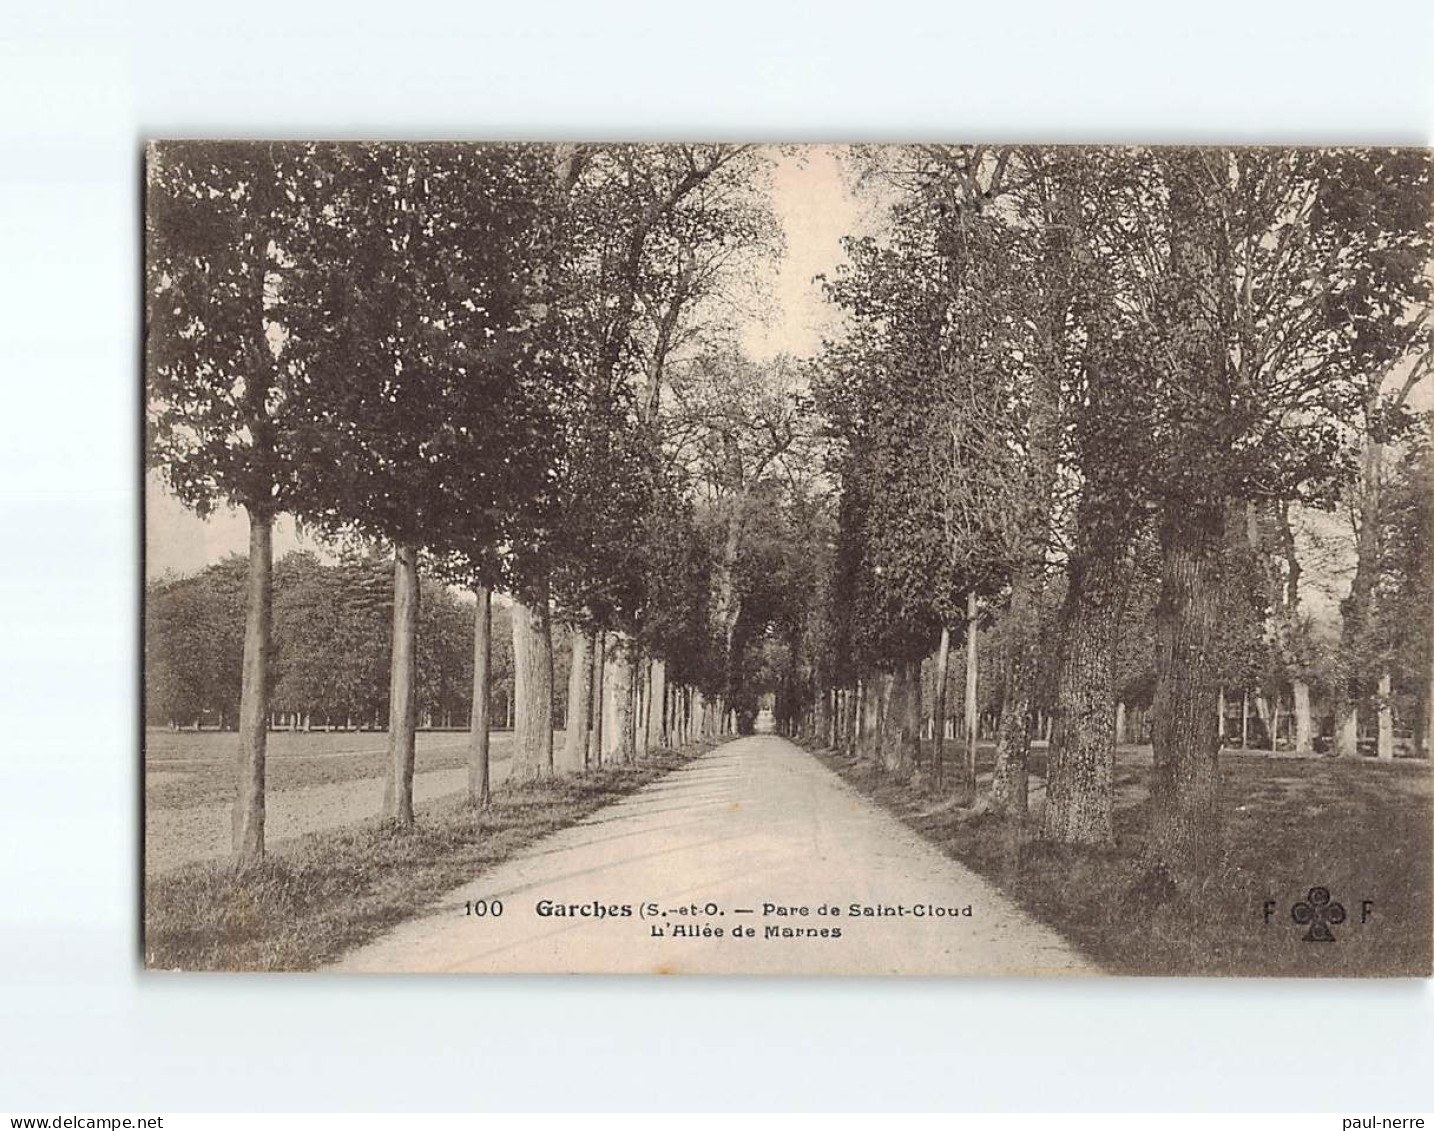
xmin=742 ymin=145 xmax=861 ymax=361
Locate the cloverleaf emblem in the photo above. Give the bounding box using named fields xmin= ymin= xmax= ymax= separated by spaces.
xmin=1291 ymin=886 xmax=1345 ymax=942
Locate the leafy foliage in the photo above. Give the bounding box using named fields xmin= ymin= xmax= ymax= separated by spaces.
xmin=146 ymin=552 xmax=523 ymax=729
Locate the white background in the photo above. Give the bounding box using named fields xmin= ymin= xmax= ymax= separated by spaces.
xmin=1 ymin=0 xmax=1431 ymax=1113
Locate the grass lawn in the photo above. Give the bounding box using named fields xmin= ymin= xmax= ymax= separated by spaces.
xmin=144 ymin=727 xmax=563 ymax=810
xmin=812 ymin=741 xmax=1432 ymax=977
xmin=145 ymin=742 xmax=707 ymax=972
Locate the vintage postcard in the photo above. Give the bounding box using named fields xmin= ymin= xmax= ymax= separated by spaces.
xmin=143 ymin=143 xmax=1433 ymax=975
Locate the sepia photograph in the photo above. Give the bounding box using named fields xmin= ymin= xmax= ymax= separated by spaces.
xmin=6 ymin=0 xmax=1434 ymax=1117
xmin=142 ymin=142 xmax=1434 ymax=977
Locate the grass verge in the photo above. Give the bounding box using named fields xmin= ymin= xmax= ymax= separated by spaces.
xmin=145 ymin=743 xmax=711 ymax=972
xmin=810 ymin=742 xmax=1431 ymax=977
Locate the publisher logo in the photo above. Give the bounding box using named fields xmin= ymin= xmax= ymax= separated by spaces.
xmin=1291 ymin=886 xmax=1346 ymax=942
xmin=1263 ymin=887 xmax=1373 ymax=942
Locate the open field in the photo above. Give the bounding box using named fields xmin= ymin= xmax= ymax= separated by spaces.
xmin=143 ymin=727 xmax=566 ymax=875
xmin=813 ymin=741 xmax=1432 ymax=977
xmin=144 ymin=727 xmax=541 ymax=810
xmin=144 ymin=743 xmax=712 ymax=972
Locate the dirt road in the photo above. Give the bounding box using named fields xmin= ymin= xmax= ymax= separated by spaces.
xmin=330 ymin=734 xmax=1095 ymax=975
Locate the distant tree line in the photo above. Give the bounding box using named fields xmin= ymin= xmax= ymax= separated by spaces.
xmin=144 ymin=551 xmax=564 ymax=731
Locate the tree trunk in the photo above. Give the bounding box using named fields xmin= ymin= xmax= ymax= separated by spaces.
xmin=662 ymin=680 xmax=672 ymax=747
xmin=844 ymin=683 xmax=859 ymax=756
xmin=853 ymin=679 xmax=868 ymax=757
xmin=932 ymin=627 xmax=951 ymax=788
xmin=588 ymin=633 xmax=605 ymax=766
xmin=511 ymin=589 xmax=554 ymax=782
xmin=1292 ymin=679 xmax=1313 ymax=756
xmin=633 ymin=653 xmax=650 ymax=758
xmin=1337 ymin=703 xmax=1360 ymax=759
xmin=905 ymin=659 xmax=923 ymax=771
xmin=712 ymin=511 xmax=746 ymax=693
xmin=1040 ymin=537 xmax=1128 ymax=847
xmin=1149 ymin=506 xmax=1225 ymax=873
xmin=875 ymin=672 xmax=894 ymax=769
xmin=880 ymin=663 xmax=913 ymax=775
xmin=381 ymin=544 xmax=420 ymax=826
xmin=645 ymin=658 xmax=667 ymax=751
xmin=1139 ymin=152 xmax=1237 ymax=875
xmin=988 ymin=182 xmax=1064 ymax=801
xmin=231 ymin=507 xmax=272 ymax=862
xmin=1377 ymin=670 xmax=1395 ymax=760
xmin=1339 ymin=432 xmax=1382 ymax=759
xmin=813 ymin=680 xmax=831 ymax=748
xmin=990 ymin=565 xmax=1040 ymax=816
xmin=606 ymin=642 xmax=635 ymax=764
xmin=560 ymin=628 xmax=593 ymax=774
xmin=963 ymin=591 xmax=979 ymax=788
xmin=1256 ymin=695 xmax=1275 ymax=752
xmin=628 ymin=662 xmax=644 ymax=754
xmin=860 ymin=673 xmax=871 ymax=762
xmin=468 ymin=585 xmax=492 ymax=807
xmin=1426 ymin=581 xmax=1434 ymax=757
xmin=650 ymin=659 xmax=668 ymax=748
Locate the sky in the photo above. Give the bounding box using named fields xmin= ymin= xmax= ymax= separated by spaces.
xmin=145 ymin=144 xmax=865 ymax=580
xmin=742 ymin=145 xmax=863 ymax=361
xmin=145 ymin=487 xmax=319 ymax=580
